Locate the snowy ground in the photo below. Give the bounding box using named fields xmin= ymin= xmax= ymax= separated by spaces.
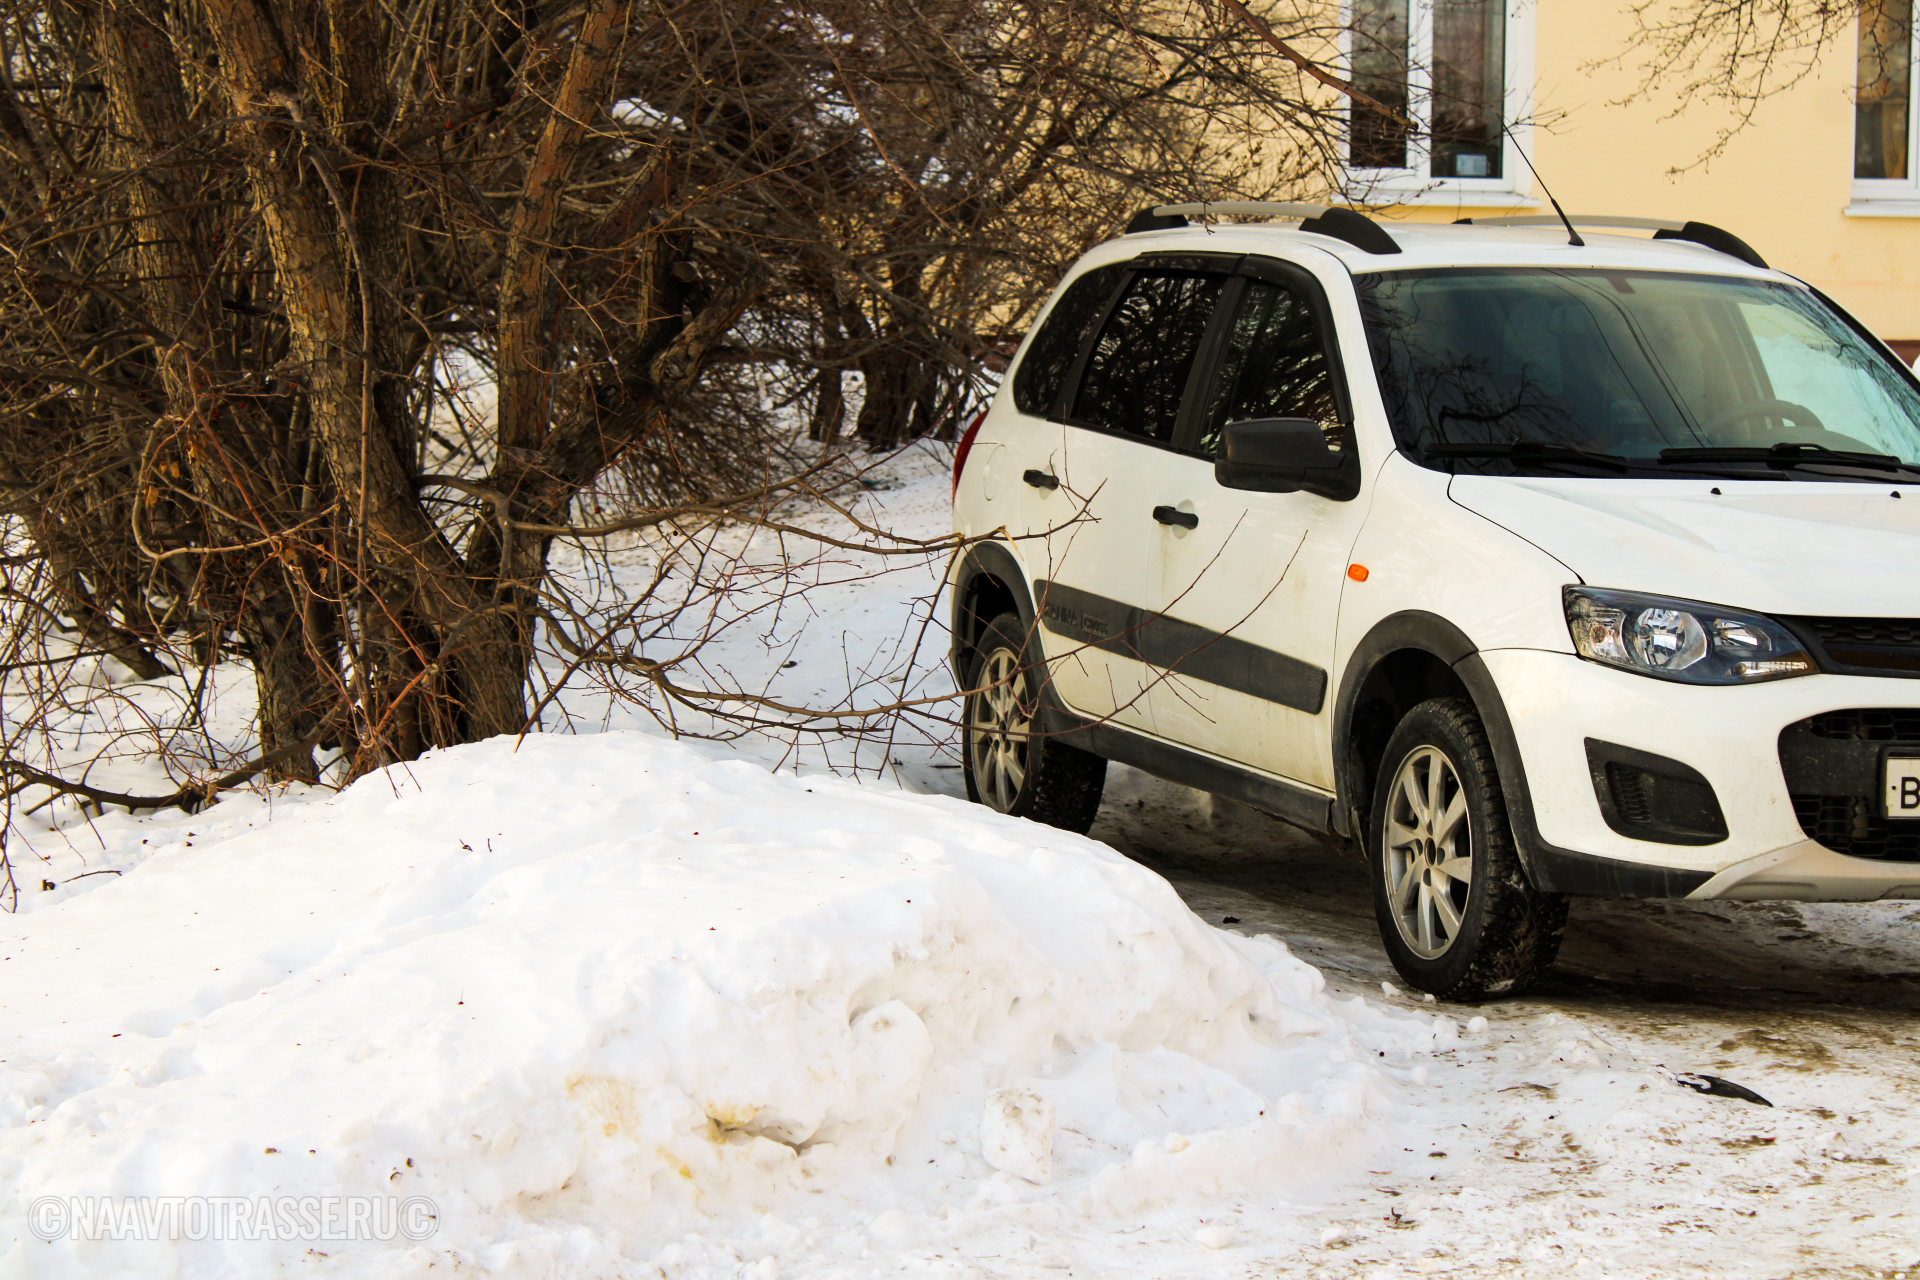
xmin=1 ymin=447 xmax=1917 ymax=1277
xmin=1100 ymin=773 xmax=1920 ymax=1279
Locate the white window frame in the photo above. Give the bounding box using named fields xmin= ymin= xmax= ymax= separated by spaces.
xmin=1341 ymin=0 xmax=1537 ymax=209
xmin=1848 ymin=5 xmax=1920 ymax=216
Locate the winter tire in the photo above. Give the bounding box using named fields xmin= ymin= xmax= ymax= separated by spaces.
xmin=962 ymin=611 xmax=1106 ymax=833
xmin=1367 ymin=697 xmax=1567 ymax=1001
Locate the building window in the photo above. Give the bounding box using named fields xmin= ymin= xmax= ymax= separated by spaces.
xmin=1857 ymin=0 xmax=1910 ymax=180
xmin=1345 ymin=1 xmax=1533 ymax=205
xmin=1431 ymin=0 xmax=1507 ymax=179
xmin=1350 ymin=0 xmax=1412 ymax=170
xmin=1853 ymin=0 xmax=1920 ymax=214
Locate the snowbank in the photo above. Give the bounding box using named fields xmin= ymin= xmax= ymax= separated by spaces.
xmin=0 ymin=733 xmax=1449 ymax=1277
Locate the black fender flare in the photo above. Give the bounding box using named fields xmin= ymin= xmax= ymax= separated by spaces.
xmin=1332 ymin=610 xmax=1481 ymax=838
xmin=949 ymin=540 xmax=1036 ymax=672
xmin=948 ymin=541 xmax=1081 ymax=736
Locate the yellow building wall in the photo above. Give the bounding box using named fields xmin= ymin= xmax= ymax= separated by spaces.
xmin=1373 ymin=0 xmax=1920 ymax=342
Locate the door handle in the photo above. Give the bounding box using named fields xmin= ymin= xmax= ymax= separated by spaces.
xmin=1152 ymin=505 xmax=1198 ymax=529
xmin=1022 ymin=469 xmax=1060 ymax=490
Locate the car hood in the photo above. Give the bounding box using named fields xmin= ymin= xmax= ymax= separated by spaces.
xmin=1448 ymin=474 xmax=1920 ymax=616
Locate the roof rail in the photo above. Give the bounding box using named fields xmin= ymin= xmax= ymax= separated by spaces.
xmin=1125 ymin=202 xmax=1402 ymax=256
xmin=1453 ymin=215 xmax=1768 ymax=270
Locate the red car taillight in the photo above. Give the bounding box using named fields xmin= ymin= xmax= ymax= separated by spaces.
xmin=951 ymin=410 xmax=988 ymax=498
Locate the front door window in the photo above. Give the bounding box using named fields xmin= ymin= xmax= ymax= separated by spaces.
xmin=1200 ymin=280 xmax=1342 ymax=457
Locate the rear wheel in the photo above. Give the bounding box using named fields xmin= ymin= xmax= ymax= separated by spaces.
xmin=962 ymin=612 xmax=1105 ymax=833
xmin=1367 ymin=697 xmax=1566 ymax=1001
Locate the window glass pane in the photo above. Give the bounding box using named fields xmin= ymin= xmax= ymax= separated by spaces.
xmin=1351 ymin=0 xmax=1411 ymax=168
xmin=1072 ymin=272 xmax=1224 ymax=443
xmin=1359 ymin=268 xmax=1920 ymax=466
xmin=1200 ymin=281 xmax=1341 ymax=457
xmin=1011 ymin=263 xmax=1128 ymax=416
xmin=1857 ymin=0 xmax=1912 ymax=180
xmin=1742 ymin=300 xmax=1920 ymax=458
xmin=1431 ymin=0 xmax=1505 ymax=179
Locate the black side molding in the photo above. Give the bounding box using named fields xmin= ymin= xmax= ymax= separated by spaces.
xmin=1034 ymin=579 xmax=1328 ymax=713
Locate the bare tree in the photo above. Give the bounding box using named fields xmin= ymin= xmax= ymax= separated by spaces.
xmin=0 ymin=0 xmax=1361 ymax=816
xmin=1611 ymin=0 xmax=1870 ymax=165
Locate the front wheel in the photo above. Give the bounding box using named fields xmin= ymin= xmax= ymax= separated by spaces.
xmin=1367 ymin=697 xmax=1566 ymax=1001
xmin=962 ymin=612 xmax=1106 ymax=833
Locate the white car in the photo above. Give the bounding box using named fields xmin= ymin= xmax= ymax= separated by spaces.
xmin=948 ymin=202 xmax=1920 ymax=999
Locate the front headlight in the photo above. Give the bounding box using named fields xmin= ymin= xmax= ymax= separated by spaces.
xmin=1564 ymin=587 xmax=1816 ymax=684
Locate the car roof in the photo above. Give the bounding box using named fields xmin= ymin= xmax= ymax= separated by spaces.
xmin=1099 ymin=220 xmax=1787 ymax=283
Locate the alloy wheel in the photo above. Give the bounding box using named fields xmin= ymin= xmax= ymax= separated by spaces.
xmin=1383 ymin=745 xmax=1474 ymax=959
xmin=967 ymin=646 xmax=1031 ymax=811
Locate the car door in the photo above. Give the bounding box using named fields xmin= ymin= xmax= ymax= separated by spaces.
xmin=1038 ymin=261 xmax=1232 ymax=734
xmin=981 ymin=262 xmax=1131 ymax=577
xmin=1142 ymin=256 xmax=1368 ymax=791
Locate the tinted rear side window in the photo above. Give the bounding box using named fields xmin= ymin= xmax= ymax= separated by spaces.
xmin=1011 ymin=263 xmax=1128 ymax=416
xmin=1071 ymin=271 xmax=1225 ymax=443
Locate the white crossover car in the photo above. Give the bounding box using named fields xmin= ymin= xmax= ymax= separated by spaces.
xmin=948 ymin=202 xmax=1920 ymax=999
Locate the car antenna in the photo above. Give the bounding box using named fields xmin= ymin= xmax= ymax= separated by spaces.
xmin=1504 ymin=123 xmax=1583 ymax=247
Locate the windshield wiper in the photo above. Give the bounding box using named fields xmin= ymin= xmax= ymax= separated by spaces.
xmin=1424 ymin=441 xmax=1634 ymax=471
xmin=1658 ymin=442 xmax=1920 ymax=476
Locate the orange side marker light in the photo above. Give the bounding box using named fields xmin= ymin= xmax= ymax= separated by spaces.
xmin=1347 ymin=564 xmax=1370 ymax=582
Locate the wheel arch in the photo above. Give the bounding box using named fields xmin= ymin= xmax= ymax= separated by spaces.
xmin=1333 ymin=612 xmax=1519 ymax=845
xmin=950 ymin=540 xmax=1036 ymax=675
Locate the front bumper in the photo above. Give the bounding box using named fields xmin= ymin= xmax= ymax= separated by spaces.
xmin=1688 ymin=840 xmax=1920 ymax=901
xmin=1481 ymin=648 xmax=1920 ymax=900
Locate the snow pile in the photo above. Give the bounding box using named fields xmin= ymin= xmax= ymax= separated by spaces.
xmin=0 ymin=732 xmax=1448 ymax=1277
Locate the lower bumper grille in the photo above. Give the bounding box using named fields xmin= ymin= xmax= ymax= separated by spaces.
xmin=1780 ymin=709 xmax=1920 ymax=861
xmin=1789 ymin=794 xmax=1920 ymax=862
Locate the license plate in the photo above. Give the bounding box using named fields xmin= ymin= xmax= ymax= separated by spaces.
xmin=1887 ymin=757 xmax=1920 ymax=818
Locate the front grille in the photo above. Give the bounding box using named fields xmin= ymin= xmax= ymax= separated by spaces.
xmin=1790 ymin=794 xmax=1920 ymax=862
xmin=1805 ymin=708 xmax=1920 ymax=741
xmin=1784 ymin=616 xmax=1920 ymax=678
xmin=1780 ymin=709 xmax=1920 ymax=861
xmin=1804 ymin=617 xmax=1920 ymax=646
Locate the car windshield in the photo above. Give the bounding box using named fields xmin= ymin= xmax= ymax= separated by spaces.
xmin=1357 ymin=267 xmax=1920 ymax=476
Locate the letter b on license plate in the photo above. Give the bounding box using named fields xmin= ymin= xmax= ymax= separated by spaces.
xmin=1886 ymin=757 xmax=1920 ymax=818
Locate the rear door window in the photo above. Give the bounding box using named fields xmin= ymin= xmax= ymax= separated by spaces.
xmin=1011 ymin=263 xmax=1128 ymax=416
xmin=1071 ymin=271 xmax=1226 ymax=444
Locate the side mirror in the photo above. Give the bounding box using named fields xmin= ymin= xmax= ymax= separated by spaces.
xmin=1214 ymin=418 xmax=1358 ymax=499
